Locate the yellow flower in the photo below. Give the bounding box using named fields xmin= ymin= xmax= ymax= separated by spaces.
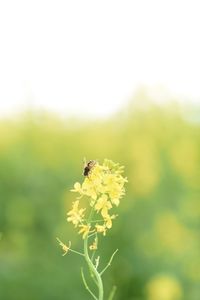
xmin=94 ymin=194 xmax=112 ymax=217
xmin=56 ymin=238 xmax=71 ymax=256
xmin=69 ymin=159 xmax=127 ymax=236
xmin=89 ymin=164 xmax=103 ymax=186
xmin=89 ymin=238 xmax=98 ymax=250
xmin=67 ymin=200 xmax=85 ymax=227
xmin=95 ymin=224 xmax=107 ymax=236
xmin=111 ymin=198 xmax=120 ymax=206
xmin=71 ymin=182 xmax=82 ymax=193
xmin=104 ymin=214 xmax=117 ymax=229
xmin=82 ymin=178 xmax=97 ymax=200
xmin=103 ymin=173 xmax=116 ymax=186
xmin=109 ymin=190 xmax=122 ymax=205
xmin=107 ymin=180 xmax=126 ymax=204
xmin=78 ymin=224 xmax=91 ymax=239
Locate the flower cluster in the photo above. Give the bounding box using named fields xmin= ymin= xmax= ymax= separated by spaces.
xmin=67 ymin=159 xmax=127 ymax=239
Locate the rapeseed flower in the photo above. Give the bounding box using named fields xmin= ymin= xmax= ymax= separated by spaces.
xmin=94 ymin=194 xmax=112 ymax=217
xmin=95 ymin=224 xmax=107 ymax=236
xmin=78 ymin=224 xmax=92 ymax=239
xmin=68 ymin=159 xmax=127 ymax=238
xmin=58 ymin=159 xmax=127 ymax=300
xmin=104 ymin=214 xmax=117 ymax=229
xmin=67 ymin=200 xmax=85 ymax=227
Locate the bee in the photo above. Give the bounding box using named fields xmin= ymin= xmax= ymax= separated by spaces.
xmin=83 ymin=160 xmax=96 ymax=176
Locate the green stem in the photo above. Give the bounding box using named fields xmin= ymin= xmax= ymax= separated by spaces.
xmin=84 ymin=236 xmax=104 ymax=300
xmin=81 ymin=268 xmax=98 ymax=300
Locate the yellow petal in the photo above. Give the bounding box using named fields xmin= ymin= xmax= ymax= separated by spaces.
xmin=111 ymin=198 xmax=120 ymax=206
xmin=74 ymin=182 xmax=81 ymax=190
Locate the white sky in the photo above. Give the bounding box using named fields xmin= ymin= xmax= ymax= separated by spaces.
xmin=0 ymin=0 xmax=200 ymax=118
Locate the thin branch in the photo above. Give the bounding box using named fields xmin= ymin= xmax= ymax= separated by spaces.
xmin=87 ymin=219 xmax=104 ymax=223
xmin=100 ymin=249 xmax=118 ymax=275
xmin=56 ymin=237 xmax=84 ymax=256
xmin=108 ymin=285 xmax=117 ymax=300
xmin=88 ymin=232 xmax=97 ymax=238
xmin=81 ymin=268 xmax=98 ymax=300
xmin=68 ymin=248 xmax=85 ymax=256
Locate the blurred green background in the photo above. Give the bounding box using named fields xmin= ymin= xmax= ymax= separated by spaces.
xmin=0 ymin=92 xmax=200 ymax=300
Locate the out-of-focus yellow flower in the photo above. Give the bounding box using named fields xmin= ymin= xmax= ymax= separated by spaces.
xmin=95 ymin=194 xmax=112 ymax=217
xmin=78 ymin=224 xmax=91 ymax=239
xmin=95 ymin=224 xmax=107 ymax=236
xmin=56 ymin=238 xmax=71 ymax=256
xmin=67 ymin=200 xmax=85 ymax=227
xmin=146 ymin=275 xmax=183 ymax=300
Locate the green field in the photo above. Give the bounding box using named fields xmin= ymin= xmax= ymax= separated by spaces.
xmin=0 ymin=95 xmax=200 ymax=300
